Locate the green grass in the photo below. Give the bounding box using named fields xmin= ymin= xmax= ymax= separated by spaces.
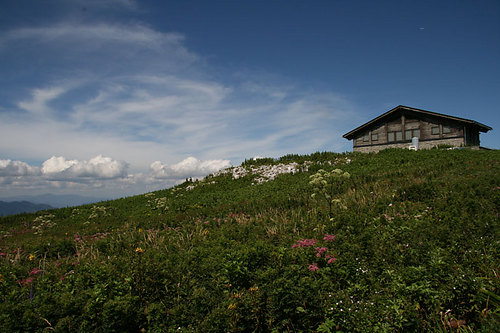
xmin=0 ymin=149 xmax=499 ymax=332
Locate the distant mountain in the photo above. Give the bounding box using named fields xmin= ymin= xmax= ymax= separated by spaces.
xmin=0 ymin=201 xmax=54 ymax=217
xmin=0 ymin=194 xmax=109 ymax=208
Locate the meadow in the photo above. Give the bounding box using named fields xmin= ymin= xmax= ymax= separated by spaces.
xmin=0 ymin=148 xmax=499 ymax=332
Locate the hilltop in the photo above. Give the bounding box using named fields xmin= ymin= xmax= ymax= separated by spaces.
xmin=0 ymin=149 xmax=499 ymax=332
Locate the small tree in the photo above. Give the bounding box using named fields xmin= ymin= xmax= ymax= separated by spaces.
xmin=309 ymin=168 xmax=351 ymax=217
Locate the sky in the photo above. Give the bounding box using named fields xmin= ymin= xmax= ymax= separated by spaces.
xmin=0 ymin=0 xmax=499 ymax=201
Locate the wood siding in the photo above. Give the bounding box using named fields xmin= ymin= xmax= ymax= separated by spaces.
xmin=353 ymin=115 xmax=467 ymax=149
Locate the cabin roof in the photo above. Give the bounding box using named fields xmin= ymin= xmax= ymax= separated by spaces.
xmin=343 ymin=105 xmax=492 ymax=140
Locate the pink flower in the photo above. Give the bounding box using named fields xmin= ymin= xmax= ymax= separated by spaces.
xmin=30 ymin=268 xmax=42 ymax=275
xmin=326 ymin=255 xmax=337 ymax=264
xmin=18 ymin=277 xmax=34 ymax=286
xmin=323 ymin=234 xmax=335 ymax=242
xmin=308 ymin=263 xmax=319 ymax=272
xmin=292 ymin=238 xmax=317 ymax=248
xmin=315 ymin=247 xmax=328 ymax=257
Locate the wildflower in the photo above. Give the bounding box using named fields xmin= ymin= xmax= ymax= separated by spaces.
xmin=227 ymin=303 xmax=237 ymax=310
xmin=18 ymin=277 xmax=34 ymax=286
xmin=292 ymin=238 xmax=317 ymax=248
xmin=315 ymin=247 xmax=328 ymax=257
xmin=323 ymin=234 xmax=335 ymax=242
xmin=135 ymin=247 xmax=144 ymax=253
xmin=326 ymin=255 xmax=337 ymax=264
xmin=308 ymin=263 xmax=319 ymax=272
xmin=138 ymin=228 xmax=143 ymax=233
xmin=30 ymin=268 xmax=42 ymax=275
xmin=28 ymin=253 xmax=36 ymax=261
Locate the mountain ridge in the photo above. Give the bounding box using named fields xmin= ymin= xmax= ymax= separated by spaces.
xmin=0 ymin=200 xmax=53 ymax=217
xmin=0 ymin=193 xmax=109 ymax=208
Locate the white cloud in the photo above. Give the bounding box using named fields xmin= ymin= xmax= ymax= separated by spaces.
xmin=42 ymin=155 xmax=128 ymax=180
xmin=6 ymin=22 xmax=174 ymax=47
xmin=0 ymin=155 xmax=233 ymax=200
xmin=0 ymin=159 xmax=40 ymax=177
xmin=17 ymin=86 xmax=67 ymax=116
xmin=150 ymin=157 xmax=231 ymax=179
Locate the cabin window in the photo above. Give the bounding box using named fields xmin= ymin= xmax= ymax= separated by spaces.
xmin=395 ymin=131 xmax=403 ymax=141
xmin=405 ymin=129 xmax=420 ymax=140
xmin=388 ymin=131 xmax=403 ymax=142
xmin=371 ymin=133 xmax=378 ymax=141
xmin=443 ymin=126 xmax=451 ymax=134
xmin=363 ymin=134 xmax=369 ymax=142
xmin=431 ymin=126 xmax=440 ymax=135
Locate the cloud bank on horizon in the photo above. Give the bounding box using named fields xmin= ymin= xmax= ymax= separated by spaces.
xmin=0 ymin=155 xmax=230 ymax=197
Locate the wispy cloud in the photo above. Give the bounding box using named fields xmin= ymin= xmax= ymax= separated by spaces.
xmin=0 ymin=17 xmax=358 ymax=197
xmin=17 ymin=86 xmax=67 ymax=116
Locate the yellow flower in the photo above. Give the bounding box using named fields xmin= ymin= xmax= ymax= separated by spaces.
xmin=138 ymin=228 xmax=143 ymax=233
xmin=227 ymin=303 xmax=236 ymax=310
xmin=249 ymin=286 xmax=259 ymax=292
xmin=29 ymin=254 xmax=36 ymax=261
xmin=135 ymin=247 xmax=144 ymax=253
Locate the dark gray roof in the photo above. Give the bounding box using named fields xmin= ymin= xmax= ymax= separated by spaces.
xmin=343 ymin=105 xmax=492 ymax=140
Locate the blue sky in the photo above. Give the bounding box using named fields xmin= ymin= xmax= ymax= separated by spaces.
xmin=0 ymin=0 xmax=499 ymax=200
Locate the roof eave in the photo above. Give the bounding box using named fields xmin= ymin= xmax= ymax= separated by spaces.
xmin=343 ymin=105 xmax=492 ymax=139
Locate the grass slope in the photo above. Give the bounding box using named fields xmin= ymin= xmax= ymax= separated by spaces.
xmin=0 ymin=149 xmax=499 ymax=332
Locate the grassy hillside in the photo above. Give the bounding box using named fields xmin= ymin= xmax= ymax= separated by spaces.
xmin=0 ymin=149 xmax=499 ymax=332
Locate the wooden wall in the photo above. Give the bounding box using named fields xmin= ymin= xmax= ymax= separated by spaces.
xmin=353 ymin=115 xmax=467 ymax=148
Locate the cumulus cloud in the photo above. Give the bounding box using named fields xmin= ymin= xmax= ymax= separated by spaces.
xmin=0 ymin=159 xmax=40 ymax=177
xmin=150 ymin=157 xmax=231 ymax=179
xmin=42 ymin=155 xmax=128 ymax=180
xmin=0 ymin=155 xmax=233 ymax=199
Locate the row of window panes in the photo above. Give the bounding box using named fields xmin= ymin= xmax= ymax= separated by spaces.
xmin=406 ymin=129 xmax=420 ymax=139
xmin=431 ymin=126 xmax=451 ymax=135
xmin=364 ymin=129 xmax=420 ymax=143
xmin=387 ymin=129 xmax=420 ymax=142
xmin=362 ymin=125 xmax=452 ymax=143
xmin=388 ymin=131 xmax=402 ymax=142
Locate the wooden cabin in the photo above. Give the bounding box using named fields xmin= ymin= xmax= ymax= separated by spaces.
xmin=343 ymin=105 xmax=492 ymax=153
